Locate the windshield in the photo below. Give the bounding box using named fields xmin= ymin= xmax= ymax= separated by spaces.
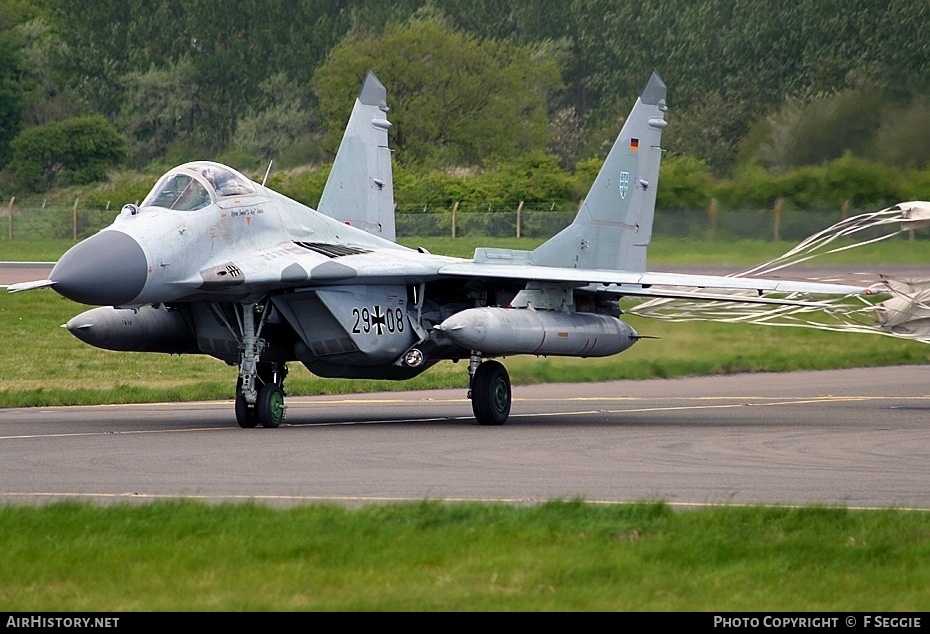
xmin=143 ymin=173 xmax=212 ymax=211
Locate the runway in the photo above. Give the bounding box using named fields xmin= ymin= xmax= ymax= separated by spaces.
xmin=0 ymin=262 xmax=53 ymax=287
xmin=2 ymin=366 xmax=930 ymax=509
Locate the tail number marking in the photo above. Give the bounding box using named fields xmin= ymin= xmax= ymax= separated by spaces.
xmin=352 ymin=306 xmax=405 ymax=335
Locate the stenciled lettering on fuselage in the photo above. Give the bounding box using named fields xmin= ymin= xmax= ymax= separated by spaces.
xmin=351 ymin=305 xmax=406 ymax=336
xmin=231 ymin=206 xmax=265 ymax=218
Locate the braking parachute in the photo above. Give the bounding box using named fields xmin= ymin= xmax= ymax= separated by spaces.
xmin=628 ymin=202 xmax=930 ymax=343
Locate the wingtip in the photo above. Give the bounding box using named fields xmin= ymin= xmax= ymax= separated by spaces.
xmin=640 ymin=69 xmax=667 ymax=106
xmin=358 ymin=70 xmax=387 ymax=107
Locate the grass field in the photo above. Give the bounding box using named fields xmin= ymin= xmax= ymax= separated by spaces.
xmin=1 ymin=500 xmax=929 ymax=611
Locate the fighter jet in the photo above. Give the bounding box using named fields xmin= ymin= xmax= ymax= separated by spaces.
xmin=9 ymin=70 xmax=879 ymax=428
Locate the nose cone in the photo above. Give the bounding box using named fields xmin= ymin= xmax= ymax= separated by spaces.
xmin=50 ymin=231 xmax=148 ymax=305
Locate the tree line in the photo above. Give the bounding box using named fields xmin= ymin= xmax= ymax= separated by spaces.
xmin=2 ymin=0 xmax=930 ymax=196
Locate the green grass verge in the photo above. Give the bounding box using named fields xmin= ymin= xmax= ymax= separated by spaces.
xmin=8 ymin=233 xmax=930 ymax=265
xmin=1 ymin=500 xmax=928 ymax=611
xmin=0 ymin=238 xmax=74 ymax=261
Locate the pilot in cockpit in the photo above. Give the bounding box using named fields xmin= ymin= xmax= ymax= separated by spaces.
xmin=201 ymin=166 xmax=252 ymax=197
xmin=200 ymin=167 xmax=222 ymax=193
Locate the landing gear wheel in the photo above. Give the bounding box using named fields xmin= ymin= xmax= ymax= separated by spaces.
xmin=236 ymin=394 xmax=258 ymax=429
xmin=235 ymin=383 xmax=258 ymax=429
xmin=471 ymin=360 xmax=511 ymax=426
xmin=257 ymin=383 xmax=286 ymax=428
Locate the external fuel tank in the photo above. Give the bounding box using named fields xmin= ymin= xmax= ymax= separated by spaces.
xmin=65 ymin=305 xmax=198 ymax=353
xmin=437 ymin=307 xmax=637 ymax=357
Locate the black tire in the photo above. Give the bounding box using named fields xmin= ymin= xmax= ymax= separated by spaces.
xmin=257 ymin=383 xmax=286 ymax=428
xmin=235 ymin=388 xmax=258 ymax=428
xmin=471 ymin=360 xmax=511 ymax=426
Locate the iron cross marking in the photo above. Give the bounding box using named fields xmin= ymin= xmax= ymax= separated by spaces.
xmin=371 ymin=306 xmax=386 ymax=335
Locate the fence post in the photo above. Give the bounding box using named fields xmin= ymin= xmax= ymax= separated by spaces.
xmin=773 ymin=197 xmax=783 ymax=242
xmin=7 ymin=197 xmax=13 ymax=241
xmin=707 ymin=198 xmax=718 ymax=240
xmin=73 ymin=197 xmax=80 ymax=241
xmin=516 ymin=201 xmax=523 ymax=238
xmin=451 ymin=201 xmax=459 ymax=238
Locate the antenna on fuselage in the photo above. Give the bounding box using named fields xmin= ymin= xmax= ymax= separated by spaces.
xmin=261 ymin=160 xmax=274 ymax=187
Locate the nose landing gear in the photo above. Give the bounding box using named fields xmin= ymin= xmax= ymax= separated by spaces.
xmin=235 ymin=362 xmax=288 ymax=428
xmin=234 ymin=301 xmax=288 ymax=428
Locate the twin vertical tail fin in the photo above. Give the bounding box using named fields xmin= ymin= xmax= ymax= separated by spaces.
xmin=318 ymin=69 xmax=665 ymax=254
xmin=531 ymin=70 xmax=667 ymax=272
xmin=317 ymin=71 xmax=396 ymax=241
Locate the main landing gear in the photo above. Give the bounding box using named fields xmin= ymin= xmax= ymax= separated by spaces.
xmin=467 ymin=352 xmax=511 ymax=426
xmin=234 ymin=301 xmax=288 ymax=428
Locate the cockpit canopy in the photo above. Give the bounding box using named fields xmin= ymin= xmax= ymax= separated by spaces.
xmin=141 ymin=162 xmax=257 ymax=212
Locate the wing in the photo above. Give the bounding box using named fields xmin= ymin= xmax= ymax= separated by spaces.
xmin=437 ymin=261 xmax=880 ymax=306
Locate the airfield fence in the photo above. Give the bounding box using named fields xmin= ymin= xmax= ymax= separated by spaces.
xmin=0 ymin=198 xmax=908 ymax=245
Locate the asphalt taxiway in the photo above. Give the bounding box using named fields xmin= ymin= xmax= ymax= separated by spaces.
xmin=2 ymin=366 xmax=929 ymax=509
xmin=0 ymin=262 xmax=53 ymax=287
